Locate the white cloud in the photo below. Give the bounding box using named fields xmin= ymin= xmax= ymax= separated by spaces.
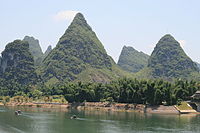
xmin=53 ymin=10 xmax=79 ymax=22
xmin=178 ymin=40 xmax=186 ymax=48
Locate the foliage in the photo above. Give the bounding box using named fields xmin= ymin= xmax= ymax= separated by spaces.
xmin=36 ymin=78 xmax=200 ymax=105
xmin=0 ymin=75 xmax=199 ymax=106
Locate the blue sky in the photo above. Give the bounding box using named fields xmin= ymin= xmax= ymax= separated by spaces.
xmin=0 ymin=0 xmax=200 ymax=62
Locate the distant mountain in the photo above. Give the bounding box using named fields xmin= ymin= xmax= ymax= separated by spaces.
xmin=44 ymin=45 xmax=52 ymax=58
xmin=0 ymin=40 xmax=37 ymax=85
xmin=147 ymin=34 xmax=199 ymax=79
xmin=195 ymin=62 xmax=200 ymax=70
xmin=118 ymin=46 xmax=149 ymax=73
xmin=39 ymin=13 xmax=130 ymax=85
xmin=23 ymin=36 xmax=43 ymax=66
xmin=0 ymin=57 xmax=1 ymax=74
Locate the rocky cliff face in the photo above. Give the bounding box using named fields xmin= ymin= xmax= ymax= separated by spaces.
xmin=0 ymin=40 xmax=37 ymax=85
xmin=23 ymin=36 xmax=43 ymax=66
xmin=118 ymin=46 xmax=149 ymax=73
xmin=147 ymin=34 xmax=199 ymax=79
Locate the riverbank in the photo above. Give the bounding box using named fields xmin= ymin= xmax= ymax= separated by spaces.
xmin=1 ymin=102 xmax=69 ymax=108
xmin=0 ymin=101 xmax=184 ymax=114
xmin=75 ymin=102 xmax=180 ymax=114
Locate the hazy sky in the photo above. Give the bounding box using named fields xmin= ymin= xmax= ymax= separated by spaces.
xmin=0 ymin=0 xmax=199 ymax=63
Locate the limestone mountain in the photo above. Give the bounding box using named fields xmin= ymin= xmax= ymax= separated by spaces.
xmin=23 ymin=36 xmax=43 ymax=65
xmin=118 ymin=46 xmax=149 ymax=73
xmin=147 ymin=34 xmax=199 ymax=79
xmin=0 ymin=56 xmax=1 ymax=66
xmin=0 ymin=40 xmax=37 ymax=85
xmin=195 ymin=62 xmax=200 ymax=70
xmin=44 ymin=45 xmax=52 ymax=58
xmin=39 ymin=13 xmax=128 ymax=84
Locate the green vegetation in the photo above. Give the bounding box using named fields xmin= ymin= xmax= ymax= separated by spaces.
xmin=118 ymin=46 xmax=149 ymax=73
xmin=175 ymin=102 xmax=193 ymax=110
xmin=1 ymin=78 xmax=199 ymax=106
xmin=49 ymin=78 xmax=199 ymax=105
xmin=0 ymin=40 xmax=37 ymax=84
xmin=0 ymin=40 xmax=37 ymax=96
xmin=0 ymin=95 xmax=66 ymax=104
xmin=147 ymin=34 xmax=199 ymax=79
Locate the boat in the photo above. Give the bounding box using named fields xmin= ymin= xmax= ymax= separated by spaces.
xmin=15 ymin=110 xmax=22 ymax=115
xmin=70 ymin=115 xmax=77 ymax=119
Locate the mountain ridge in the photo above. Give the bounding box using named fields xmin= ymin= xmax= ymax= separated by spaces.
xmin=118 ymin=46 xmax=149 ymax=73
xmin=147 ymin=34 xmax=199 ymax=79
xmin=0 ymin=40 xmax=37 ymax=85
xmin=39 ymin=13 xmax=131 ymax=85
xmin=23 ymin=36 xmax=44 ymax=66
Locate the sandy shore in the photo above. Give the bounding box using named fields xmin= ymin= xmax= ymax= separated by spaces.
xmin=0 ymin=102 xmax=193 ymax=114
xmin=1 ymin=102 xmax=69 ymax=108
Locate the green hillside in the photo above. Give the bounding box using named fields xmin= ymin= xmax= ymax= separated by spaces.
xmin=39 ymin=13 xmax=130 ymax=84
xmin=147 ymin=34 xmax=199 ymax=79
xmin=0 ymin=40 xmax=37 ymax=85
xmin=118 ymin=46 xmax=149 ymax=73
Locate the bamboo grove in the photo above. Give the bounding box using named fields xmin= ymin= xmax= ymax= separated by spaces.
xmin=1 ymin=78 xmax=199 ymax=105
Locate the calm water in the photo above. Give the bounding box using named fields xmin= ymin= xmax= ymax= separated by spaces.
xmin=0 ymin=106 xmax=200 ymax=133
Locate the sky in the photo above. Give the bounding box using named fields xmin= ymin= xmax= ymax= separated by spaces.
xmin=0 ymin=0 xmax=200 ymax=63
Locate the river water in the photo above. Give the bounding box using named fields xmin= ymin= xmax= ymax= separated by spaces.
xmin=0 ymin=106 xmax=200 ymax=133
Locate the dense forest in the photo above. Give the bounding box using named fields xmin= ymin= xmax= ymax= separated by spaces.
xmin=0 ymin=78 xmax=199 ymax=105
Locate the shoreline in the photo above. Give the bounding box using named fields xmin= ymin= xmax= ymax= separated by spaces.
xmin=0 ymin=102 xmax=69 ymax=108
xmin=0 ymin=102 xmax=199 ymax=115
xmin=75 ymin=102 xmax=179 ymax=114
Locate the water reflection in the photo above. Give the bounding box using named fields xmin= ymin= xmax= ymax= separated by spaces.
xmin=0 ymin=106 xmax=200 ymax=133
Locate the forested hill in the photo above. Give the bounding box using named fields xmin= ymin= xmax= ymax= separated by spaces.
xmin=39 ymin=13 xmax=129 ymax=84
xmin=0 ymin=40 xmax=37 ymax=85
xmin=147 ymin=34 xmax=199 ymax=79
xmin=118 ymin=46 xmax=149 ymax=73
